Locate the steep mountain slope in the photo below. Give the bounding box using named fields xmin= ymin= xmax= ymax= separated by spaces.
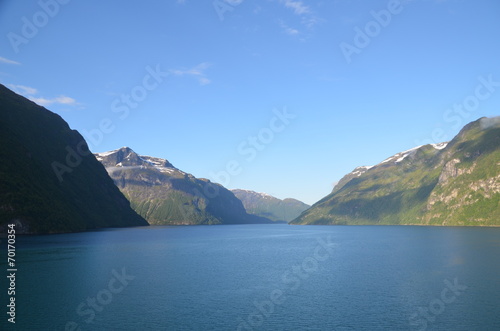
xmin=95 ymin=147 xmax=272 ymax=225
xmin=0 ymin=84 xmax=148 ymax=234
xmin=292 ymin=117 xmax=500 ymax=226
xmin=231 ymin=189 xmax=309 ymax=223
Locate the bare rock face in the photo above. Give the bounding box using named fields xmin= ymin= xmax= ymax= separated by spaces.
xmin=438 ymin=159 xmax=475 ymax=184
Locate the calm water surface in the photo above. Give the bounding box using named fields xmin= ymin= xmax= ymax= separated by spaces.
xmin=1 ymin=224 xmax=500 ymax=330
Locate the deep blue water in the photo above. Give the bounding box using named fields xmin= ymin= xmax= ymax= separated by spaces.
xmin=1 ymin=224 xmax=500 ymax=330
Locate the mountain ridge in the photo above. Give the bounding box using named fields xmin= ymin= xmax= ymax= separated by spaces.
xmin=95 ymin=147 xmax=273 ymax=225
xmin=292 ymin=117 xmax=500 ymax=226
xmin=231 ymin=189 xmax=310 ymax=223
xmin=0 ymin=84 xmax=148 ymax=234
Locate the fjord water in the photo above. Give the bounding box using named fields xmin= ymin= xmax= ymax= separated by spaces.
xmin=2 ymin=225 xmax=500 ymax=330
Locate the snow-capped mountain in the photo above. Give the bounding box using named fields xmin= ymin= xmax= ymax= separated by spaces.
xmin=332 ymin=142 xmax=449 ymax=194
xmin=94 ymin=147 xmax=272 ymax=225
xmin=96 ymin=147 xmax=176 ymax=171
xmin=294 ymin=117 xmax=500 ymax=226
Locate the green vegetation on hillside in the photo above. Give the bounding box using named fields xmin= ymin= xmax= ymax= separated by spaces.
xmin=96 ymin=148 xmax=272 ymax=225
xmin=292 ymin=117 xmax=500 ymax=226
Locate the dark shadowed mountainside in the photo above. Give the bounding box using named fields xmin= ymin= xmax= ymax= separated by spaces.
xmin=0 ymin=84 xmax=148 ymax=234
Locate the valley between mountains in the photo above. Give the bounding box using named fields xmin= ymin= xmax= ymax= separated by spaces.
xmin=1 ymin=84 xmax=499 ymax=234
xmin=94 ymin=147 xmax=308 ymax=225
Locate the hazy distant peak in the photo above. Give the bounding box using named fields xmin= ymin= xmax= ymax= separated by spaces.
xmin=231 ymin=189 xmax=310 ymax=223
xmin=231 ymin=189 xmax=278 ymax=200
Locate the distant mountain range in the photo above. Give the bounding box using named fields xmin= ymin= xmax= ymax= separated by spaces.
xmin=231 ymin=189 xmax=309 ymax=223
xmin=292 ymin=117 xmax=500 ymax=226
xmin=0 ymin=84 xmax=147 ymax=234
xmin=95 ymin=147 xmax=272 ymax=225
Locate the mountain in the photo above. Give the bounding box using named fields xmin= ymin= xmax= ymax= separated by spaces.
xmin=231 ymin=189 xmax=310 ymax=223
xmin=0 ymin=84 xmax=148 ymax=234
xmin=95 ymin=147 xmax=272 ymax=225
xmin=292 ymin=117 xmax=500 ymax=226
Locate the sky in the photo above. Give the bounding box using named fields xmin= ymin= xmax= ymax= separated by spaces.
xmin=0 ymin=0 xmax=499 ymax=205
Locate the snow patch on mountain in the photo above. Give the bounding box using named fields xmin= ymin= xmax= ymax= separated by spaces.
xmin=231 ymin=189 xmax=278 ymax=200
xmin=352 ymin=165 xmax=374 ymax=177
xmin=95 ymin=149 xmax=119 ymax=158
xmin=395 ymin=153 xmax=410 ymax=163
xmin=380 ymin=145 xmax=422 ymax=164
xmin=259 ymin=192 xmax=273 ymax=199
xmin=432 ymin=142 xmax=448 ymax=150
xmin=376 ymin=142 xmax=449 ymax=166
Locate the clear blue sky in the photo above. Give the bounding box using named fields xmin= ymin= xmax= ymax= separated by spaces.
xmin=1 ymin=0 xmax=499 ymax=205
